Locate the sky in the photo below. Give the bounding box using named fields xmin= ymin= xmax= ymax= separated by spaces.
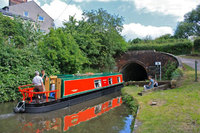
xmin=1 ymin=0 xmax=200 ymax=40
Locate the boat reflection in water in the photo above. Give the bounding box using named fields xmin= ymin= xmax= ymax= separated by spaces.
xmin=17 ymin=92 xmax=125 ymax=133
xmin=63 ymin=97 xmax=122 ymax=131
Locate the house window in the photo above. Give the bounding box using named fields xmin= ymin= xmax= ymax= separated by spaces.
xmin=38 ymin=16 xmax=44 ymax=21
xmin=94 ymin=80 xmax=102 ymax=88
xmin=108 ymin=78 xmax=112 ymax=85
xmin=117 ymin=77 xmax=121 ymax=83
xmin=24 ymin=11 xmax=28 ymax=17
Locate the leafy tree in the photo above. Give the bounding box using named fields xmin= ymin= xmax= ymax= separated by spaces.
xmin=82 ymin=9 xmax=128 ymax=71
xmin=63 ymin=16 xmax=102 ymax=69
xmin=0 ymin=13 xmax=58 ymax=102
xmin=130 ymin=38 xmax=142 ymax=44
xmin=0 ymin=13 xmax=41 ymax=47
xmin=174 ymin=5 xmax=200 ymax=38
xmin=83 ymin=8 xmax=124 ymax=33
xmin=38 ymin=28 xmax=88 ymax=74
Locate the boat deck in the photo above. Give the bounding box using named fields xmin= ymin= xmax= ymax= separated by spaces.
xmin=27 ymin=97 xmax=56 ymax=104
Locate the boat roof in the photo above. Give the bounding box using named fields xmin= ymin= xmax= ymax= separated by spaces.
xmin=57 ymin=72 xmax=121 ymax=80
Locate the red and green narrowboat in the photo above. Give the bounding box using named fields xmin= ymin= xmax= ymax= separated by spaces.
xmin=14 ymin=73 xmax=124 ymax=113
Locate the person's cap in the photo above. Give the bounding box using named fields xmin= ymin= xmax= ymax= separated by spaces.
xmin=35 ymin=71 xmax=39 ymax=75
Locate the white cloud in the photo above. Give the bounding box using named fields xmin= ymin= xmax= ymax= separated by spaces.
xmin=0 ymin=0 xmax=8 ymax=8
xmin=133 ymin=0 xmax=200 ymax=21
xmin=41 ymin=0 xmax=83 ymax=27
xmin=31 ymin=0 xmax=41 ymax=6
xmin=74 ymin=0 xmax=200 ymax=21
xmin=122 ymin=23 xmax=173 ymax=40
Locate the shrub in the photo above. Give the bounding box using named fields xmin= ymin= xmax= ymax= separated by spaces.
xmin=163 ymin=61 xmax=177 ymax=80
xmin=0 ymin=44 xmax=59 ymax=103
xmin=122 ymin=91 xmax=139 ymax=116
xmin=171 ymin=68 xmax=183 ymax=80
xmin=194 ymin=37 xmax=200 ymax=52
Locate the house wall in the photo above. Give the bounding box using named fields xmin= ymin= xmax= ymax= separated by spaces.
xmin=8 ymin=1 xmax=54 ymax=33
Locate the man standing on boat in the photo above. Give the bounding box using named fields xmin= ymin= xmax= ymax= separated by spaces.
xmin=32 ymin=71 xmax=44 ymax=103
xmin=40 ymin=70 xmax=47 ymax=84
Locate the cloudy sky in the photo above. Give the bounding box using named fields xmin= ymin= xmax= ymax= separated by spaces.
xmin=1 ymin=0 xmax=200 ymax=40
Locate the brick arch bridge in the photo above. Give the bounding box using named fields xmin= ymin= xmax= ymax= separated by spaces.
xmin=115 ymin=50 xmax=180 ymax=81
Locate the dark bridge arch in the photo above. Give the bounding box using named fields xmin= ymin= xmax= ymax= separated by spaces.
xmin=120 ymin=61 xmax=148 ymax=81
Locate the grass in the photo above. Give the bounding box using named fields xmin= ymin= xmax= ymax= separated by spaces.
xmin=123 ymin=64 xmax=200 ymax=133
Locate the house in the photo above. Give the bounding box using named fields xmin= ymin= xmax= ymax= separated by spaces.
xmin=2 ymin=0 xmax=54 ymax=33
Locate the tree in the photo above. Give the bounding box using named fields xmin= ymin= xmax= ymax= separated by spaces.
xmin=174 ymin=5 xmax=200 ymax=38
xmin=63 ymin=16 xmax=102 ymax=69
xmin=130 ymin=38 xmax=142 ymax=44
xmin=38 ymin=28 xmax=88 ymax=74
xmin=62 ymin=10 xmax=128 ymax=71
xmin=83 ymin=8 xmax=124 ymax=33
xmin=82 ymin=9 xmax=128 ymax=71
xmin=0 ymin=14 xmax=58 ymax=102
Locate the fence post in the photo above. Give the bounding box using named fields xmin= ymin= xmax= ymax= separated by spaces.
xmin=195 ymin=60 xmax=198 ymax=82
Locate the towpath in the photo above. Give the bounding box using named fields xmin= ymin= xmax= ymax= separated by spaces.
xmin=179 ymin=57 xmax=200 ymax=71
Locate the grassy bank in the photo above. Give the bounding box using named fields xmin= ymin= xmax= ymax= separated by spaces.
xmin=121 ymin=88 xmax=139 ymax=131
xmin=122 ymin=64 xmax=200 ymax=133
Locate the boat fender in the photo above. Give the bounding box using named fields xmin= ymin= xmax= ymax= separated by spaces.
xmin=13 ymin=101 xmax=25 ymax=113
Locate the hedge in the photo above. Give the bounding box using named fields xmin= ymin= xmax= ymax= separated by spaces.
xmin=128 ymin=41 xmax=193 ymax=55
xmin=194 ymin=38 xmax=200 ymax=52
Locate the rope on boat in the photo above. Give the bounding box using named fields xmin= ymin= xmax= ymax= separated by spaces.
xmin=13 ymin=101 xmax=25 ymax=113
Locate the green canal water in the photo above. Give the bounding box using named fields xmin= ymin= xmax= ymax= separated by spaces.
xmin=0 ymin=94 xmax=133 ymax=133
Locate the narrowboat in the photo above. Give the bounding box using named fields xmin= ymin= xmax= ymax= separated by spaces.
xmin=14 ymin=73 xmax=124 ymax=113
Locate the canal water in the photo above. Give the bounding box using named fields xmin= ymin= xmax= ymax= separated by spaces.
xmin=0 ymin=93 xmax=133 ymax=133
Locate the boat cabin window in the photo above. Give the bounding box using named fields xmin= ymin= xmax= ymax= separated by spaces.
xmin=108 ymin=100 xmax=112 ymax=107
xmin=108 ymin=78 xmax=112 ymax=85
xmin=94 ymin=80 xmax=102 ymax=88
xmin=117 ymin=97 xmax=121 ymax=103
xmin=117 ymin=77 xmax=121 ymax=83
xmin=95 ymin=104 xmax=102 ymax=114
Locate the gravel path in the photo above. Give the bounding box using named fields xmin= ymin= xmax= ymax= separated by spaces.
xmin=179 ymin=57 xmax=200 ymax=71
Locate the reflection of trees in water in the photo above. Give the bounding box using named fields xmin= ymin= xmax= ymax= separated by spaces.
xmin=16 ymin=113 xmax=62 ymax=133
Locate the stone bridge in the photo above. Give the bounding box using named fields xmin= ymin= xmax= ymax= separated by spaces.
xmin=116 ymin=50 xmax=179 ymax=81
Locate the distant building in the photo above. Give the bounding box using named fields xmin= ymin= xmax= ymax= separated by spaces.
xmin=2 ymin=0 xmax=54 ymax=33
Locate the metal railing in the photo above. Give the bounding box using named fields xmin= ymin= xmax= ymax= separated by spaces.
xmin=18 ymin=84 xmax=58 ymax=103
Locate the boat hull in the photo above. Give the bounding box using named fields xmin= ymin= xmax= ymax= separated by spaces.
xmin=24 ymin=83 xmax=123 ymax=113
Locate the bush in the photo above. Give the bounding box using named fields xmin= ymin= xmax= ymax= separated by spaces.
xmin=0 ymin=44 xmax=59 ymax=103
xmin=128 ymin=40 xmax=193 ymax=55
xmin=163 ymin=61 xmax=177 ymax=80
xmin=194 ymin=38 xmax=200 ymax=52
xmin=121 ymin=91 xmax=139 ymax=116
xmin=171 ymin=68 xmax=183 ymax=80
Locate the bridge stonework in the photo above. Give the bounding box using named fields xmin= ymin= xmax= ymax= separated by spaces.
xmin=116 ymin=50 xmax=179 ymax=81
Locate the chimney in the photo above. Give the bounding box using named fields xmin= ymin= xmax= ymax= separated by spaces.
xmin=9 ymin=0 xmax=27 ymax=6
